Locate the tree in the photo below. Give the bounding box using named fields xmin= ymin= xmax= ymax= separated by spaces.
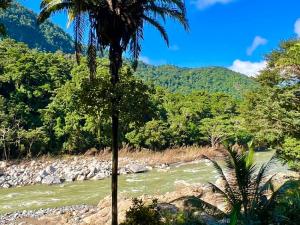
xmin=0 ymin=39 xmax=72 ymax=159
xmin=267 ymin=39 xmax=300 ymax=79
xmin=0 ymin=0 xmax=11 ymax=36
xmin=19 ymin=128 xmax=49 ymax=158
xmin=38 ymin=1 xmax=188 ymax=224
xmin=43 ymin=59 xmax=156 ymax=153
xmin=200 ymin=116 xmax=234 ymax=149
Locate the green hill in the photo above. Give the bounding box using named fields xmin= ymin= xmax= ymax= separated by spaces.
xmin=0 ymin=2 xmax=258 ymax=98
xmin=0 ymin=2 xmax=74 ymax=53
xmin=135 ymin=62 xmax=259 ymax=97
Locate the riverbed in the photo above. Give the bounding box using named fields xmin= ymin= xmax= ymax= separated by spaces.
xmin=0 ymin=151 xmax=287 ymax=214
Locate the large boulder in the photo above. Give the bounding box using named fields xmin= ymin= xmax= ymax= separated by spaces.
xmin=83 ymin=196 xmax=133 ymax=225
xmin=127 ymin=164 xmax=148 ymax=173
xmin=82 ymin=184 xmax=205 ymax=225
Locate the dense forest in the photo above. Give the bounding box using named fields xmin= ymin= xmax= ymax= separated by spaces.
xmin=0 ymin=2 xmax=74 ymax=53
xmin=135 ymin=63 xmax=259 ymax=97
xmin=0 ymin=38 xmax=299 ymax=171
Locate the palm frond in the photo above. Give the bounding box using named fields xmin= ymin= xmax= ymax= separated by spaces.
xmin=142 ymin=15 xmax=169 ymax=46
xmin=202 ymin=155 xmax=238 ymax=205
xmin=208 ymin=182 xmax=235 ymax=206
xmin=38 ymin=0 xmax=188 ymax=79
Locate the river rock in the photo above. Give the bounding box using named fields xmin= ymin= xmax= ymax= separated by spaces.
xmin=2 ymin=182 xmax=11 ymax=188
xmin=119 ymin=168 xmax=129 ymax=175
xmin=0 ymin=161 xmax=8 ymax=169
xmin=91 ymin=172 xmax=106 ymax=180
xmin=42 ymin=175 xmax=62 ymax=185
xmin=38 ymin=170 xmax=49 ymax=178
xmin=45 ymin=165 xmax=56 ymax=174
xmin=65 ymin=173 xmax=77 ymax=182
xmin=128 ymin=164 xmax=148 ymax=173
xmin=157 ymin=203 xmax=179 ymax=214
xmin=35 ymin=176 xmax=42 ymax=183
xmin=86 ymin=171 xmax=95 ymax=179
xmin=77 ymin=175 xmax=86 ymax=181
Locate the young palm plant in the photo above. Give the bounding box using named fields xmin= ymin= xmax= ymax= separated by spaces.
xmin=38 ymin=1 xmax=188 ymax=224
xmin=181 ymin=147 xmax=283 ymax=225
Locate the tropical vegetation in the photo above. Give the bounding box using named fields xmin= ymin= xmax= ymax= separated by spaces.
xmin=0 ymin=1 xmax=299 ymax=225
xmin=38 ymin=0 xmax=188 ymax=224
xmin=0 ymin=38 xmax=299 ymax=173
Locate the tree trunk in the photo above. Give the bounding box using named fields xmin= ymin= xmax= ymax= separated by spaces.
xmin=109 ymin=43 xmax=122 ymax=225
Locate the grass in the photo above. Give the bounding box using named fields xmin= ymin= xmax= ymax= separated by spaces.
xmin=5 ymin=146 xmax=224 ymax=167
xmin=97 ymin=146 xmax=224 ymax=166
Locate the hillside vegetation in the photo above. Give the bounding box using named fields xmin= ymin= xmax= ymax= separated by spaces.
xmin=135 ymin=62 xmax=259 ymax=97
xmin=0 ymin=2 xmax=74 ymax=53
xmin=0 ymin=2 xmax=258 ymax=98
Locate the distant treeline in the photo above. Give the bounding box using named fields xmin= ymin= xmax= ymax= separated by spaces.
xmin=0 ymin=39 xmax=299 ymax=171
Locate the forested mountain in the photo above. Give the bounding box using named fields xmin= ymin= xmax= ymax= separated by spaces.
xmin=135 ymin=63 xmax=259 ymax=97
xmin=0 ymin=2 xmax=258 ymax=97
xmin=0 ymin=2 xmax=74 ymax=53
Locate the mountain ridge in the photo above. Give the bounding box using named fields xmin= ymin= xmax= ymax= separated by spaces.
xmin=0 ymin=2 xmax=74 ymax=53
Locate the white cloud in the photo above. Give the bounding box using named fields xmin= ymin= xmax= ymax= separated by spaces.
xmin=169 ymin=44 xmax=179 ymax=51
xmin=294 ymin=18 xmax=300 ymax=38
xmin=247 ymin=36 xmax=268 ymax=56
xmin=229 ymin=59 xmax=267 ymax=77
xmin=191 ymin=0 xmax=234 ymax=10
xmin=139 ymin=56 xmax=167 ymax=65
xmin=139 ymin=56 xmax=151 ymax=64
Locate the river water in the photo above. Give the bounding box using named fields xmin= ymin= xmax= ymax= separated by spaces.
xmin=0 ymin=151 xmax=288 ymax=214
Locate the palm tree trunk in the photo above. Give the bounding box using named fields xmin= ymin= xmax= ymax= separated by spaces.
xmin=109 ymin=43 xmax=122 ymax=225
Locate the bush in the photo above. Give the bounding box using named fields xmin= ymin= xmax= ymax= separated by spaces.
xmin=278 ymin=137 xmax=300 ymax=171
xmin=120 ymin=198 xmax=164 ymax=225
xmin=164 ymin=212 xmax=205 ymax=225
xmin=270 ymin=180 xmax=300 ymax=225
xmin=121 ymin=198 xmax=206 ymax=225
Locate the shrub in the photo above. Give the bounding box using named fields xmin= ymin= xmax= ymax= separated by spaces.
xmin=121 ymin=198 xmax=206 ymax=225
xmin=120 ymin=198 xmax=164 ymax=225
xmin=270 ymin=180 xmax=300 ymax=225
xmin=278 ymin=137 xmax=300 ymax=171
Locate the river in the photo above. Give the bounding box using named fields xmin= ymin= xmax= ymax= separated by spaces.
xmin=0 ymin=151 xmax=288 ymax=214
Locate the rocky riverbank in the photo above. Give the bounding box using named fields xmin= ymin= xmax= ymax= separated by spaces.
xmin=0 ymin=205 xmax=97 ymax=225
xmin=0 ymin=184 xmax=211 ymax=225
xmin=0 ymin=156 xmax=156 ymax=189
xmin=0 ymin=147 xmax=220 ymax=189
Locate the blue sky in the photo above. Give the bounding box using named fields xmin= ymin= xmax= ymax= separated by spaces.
xmin=18 ymin=0 xmax=300 ymax=76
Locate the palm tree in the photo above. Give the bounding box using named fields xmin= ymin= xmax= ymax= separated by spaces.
xmin=38 ymin=1 xmax=188 ymax=224
xmin=178 ymin=147 xmax=285 ymax=224
xmin=0 ymin=0 xmax=11 ymax=36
